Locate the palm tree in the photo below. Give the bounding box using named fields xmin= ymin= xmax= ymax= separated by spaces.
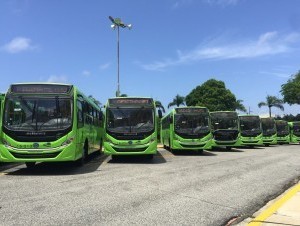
xmin=258 ymin=95 xmax=284 ymax=117
xmin=235 ymin=99 xmax=247 ymax=113
xmin=155 ymin=100 xmax=165 ymax=113
xmin=168 ymin=94 xmax=185 ymax=108
xmin=88 ymin=95 xmax=102 ymax=107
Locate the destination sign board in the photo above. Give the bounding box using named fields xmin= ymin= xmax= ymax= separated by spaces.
xmin=10 ymin=84 xmax=72 ymax=94
xmin=175 ymin=108 xmax=208 ymax=114
xmin=109 ymin=98 xmax=153 ymax=106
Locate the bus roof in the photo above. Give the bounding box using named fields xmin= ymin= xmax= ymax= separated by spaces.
xmin=106 ymin=97 xmax=154 ymax=107
xmin=8 ymin=83 xmax=73 ymax=95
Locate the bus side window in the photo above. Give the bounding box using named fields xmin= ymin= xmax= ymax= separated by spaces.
xmin=77 ymin=100 xmax=84 ymax=128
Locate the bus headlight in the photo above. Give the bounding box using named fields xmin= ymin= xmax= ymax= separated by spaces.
xmin=61 ymin=137 xmax=74 ymax=146
xmin=2 ymin=138 xmax=11 ymax=147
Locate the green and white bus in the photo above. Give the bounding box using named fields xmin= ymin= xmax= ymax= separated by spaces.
xmin=210 ymin=111 xmax=241 ymax=150
xmin=0 ymin=83 xmax=103 ymax=168
xmin=104 ymin=97 xmax=160 ymax=159
xmin=289 ymin=121 xmax=300 ymax=144
xmin=261 ymin=117 xmax=277 ymax=146
xmin=275 ymin=120 xmax=290 ymax=144
xmin=161 ymin=107 xmax=212 ymax=153
xmin=239 ymin=115 xmax=263 ymax=147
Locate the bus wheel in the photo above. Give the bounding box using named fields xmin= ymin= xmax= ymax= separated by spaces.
xmin=226 ymin=146 xmax=232 ymax=151
xmin=76 ymin=143 xmax=88 ymax=166
xmin=198 ymin=150 xmax=204 ymax=154
xmin=264 ymin=144 xmax=269 ymax=147
xmin=146 ymin=154 xmax=154 ymax=160
xmin=111 ymin=155 xmax=118 ymax=161
xmin=99 ymin=139 xmax=103 ymax=154
xmin=25 ymin=162 xmax=36 ymax=169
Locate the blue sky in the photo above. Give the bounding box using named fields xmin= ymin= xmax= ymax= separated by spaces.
xmin=0 ymin=0 xmax=300 ymax=116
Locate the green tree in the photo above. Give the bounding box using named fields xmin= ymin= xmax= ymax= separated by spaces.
xmin=155 ymin=100 xmax=165 ymax=113
xmin=235 ymin=99 xmax=247 ymax=113
xmin=281 ymin=71 xmax=300 ymax=105
xmin=168 ymin=94 xmax=185 ymax=108
xmin=88 ymin=95 xmax=102 ymax=107
xmin=185 ymin=79 xmax=238 ymax=111
xmin=258 ymin=95 xmax=284 ymax=117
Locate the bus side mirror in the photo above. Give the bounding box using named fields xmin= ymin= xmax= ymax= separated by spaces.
xmin=169 ymin=116 xmax=173 ymax=124
xmin=99 ymin=112 xmax=103 ymax=121
xmin=158 ymin=110 xmax=162 ymax=118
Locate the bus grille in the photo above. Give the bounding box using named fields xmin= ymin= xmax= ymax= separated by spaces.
xmin=242 ymin=140 xmax=259 ymax=144
xmin=175 ymin=131 xmax=210 ymax=139
xmin=263 ymin=131 xmax=276 ymax=136
xmin=241 ymin=131 xmax=261 ymax=137
xmin=113 ymin=147 xmax=147 ymax=152
xmin=213 ymin=130 xmax=239 ymax=141
xmin=10 ymin=151 xmax=61 ymax=159
xmin=180 ymin=143 xmax=205 ymax=148
xmin=277 ymin=132 xmax=289 ymax=137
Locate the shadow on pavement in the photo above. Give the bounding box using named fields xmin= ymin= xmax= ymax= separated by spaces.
xmin=0 ymin=162 xmax=22 ymax=171
xmin=108 ymin=151 xmax=167 ymax=164
xmin=237 ymin=146 xmax=265 ymax=150
xmin=210 ymin=147 xmax=244 ymax=152
xmin=170 ymin=150 xmax=217 ymax=156
xmin=5 ymin=151 xmax=108 ymax=176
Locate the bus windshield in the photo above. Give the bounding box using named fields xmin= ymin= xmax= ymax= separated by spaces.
xmin=106 ymin=107 xmax=154 ymax=133
xmin=3 ymin=95 xmax=72 ymax=131
xmin=261 ymin=119 xmax=276 ymax=134
xmin=174 ymin=113 xmax=209 ymax=134
xmin=240 ymin=116 xmax=261 ymax=132
xmin=276 ymin=122 xmax=289 ymax=134
xmin=211 ymin=112 xmax=238 ymax=130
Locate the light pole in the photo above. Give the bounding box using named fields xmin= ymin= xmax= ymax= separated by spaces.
xmin=109 ymin=16 xmax=132 ymax=97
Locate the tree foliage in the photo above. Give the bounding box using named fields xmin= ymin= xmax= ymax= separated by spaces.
xmin=88 ymin=95 xmax=101 ymax=107
xmin=281 ymin=71 xmax=300 ymax=105
xmin=155 ymin=100 xmax=165 ymax=113
xmin=258 ymin=95 xmax=284 ymax=117
xmin=235 ymin=99 xmax=247 ymax=113
xmin=168 ymin=94 xmax=185 ymax=108
xmin=275 ymin=114 xmax=300 ymax=121
xmin=185 ymin=79 xmax=238 ymax=111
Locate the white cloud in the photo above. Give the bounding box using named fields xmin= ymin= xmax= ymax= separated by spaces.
xmin=82 ymin=70 xmax=91 ymax=77
xmin=142 ymin=31 xmax=300 ymax=71
xmin=46 ymin=75 xmax=68 ymax=83
xmin=99 ymin=63 xmax=110 ymax=70
xmin=259 ymin=71 xmax=290 ymax=78
xmin=2 ymin=37 xmax=37 ymax=53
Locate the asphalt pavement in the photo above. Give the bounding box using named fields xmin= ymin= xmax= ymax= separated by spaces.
xmin=1 ymin=144 xmax=300 ymax=225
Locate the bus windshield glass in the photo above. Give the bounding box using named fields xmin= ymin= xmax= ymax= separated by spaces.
xmin=211 ymin=112 xmax=238 ymax=130
xmin=174 ymin=113 xmax=209 ymax=134
xmin=261 ymin=118 xmax=276 ymax=133
xmin=240 ymin=116 xmax=261 ymax=132
xmin=276 ymin=122 xmax=289 ymax=134
xmin=3 ymin=95 xmax=72 ymax=131
xmin=106 ymin=107 xmax=154 ymax=133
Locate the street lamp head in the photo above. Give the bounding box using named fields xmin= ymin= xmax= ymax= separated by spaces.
xmin=111 ymin=24 xmax=116 ymax=29
xmin=127 ymin=24 xmax=132 ymax=30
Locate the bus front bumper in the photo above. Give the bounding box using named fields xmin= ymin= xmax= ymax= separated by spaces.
xmin=0 ymin=143 xmax=77 ymax=163
xmin=104 ymin=141 xmax=157 ymax=155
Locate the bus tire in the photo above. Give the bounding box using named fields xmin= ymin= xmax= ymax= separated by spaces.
xmin=76 ymin=142 xmax=88 ymax=166
xmin=99 ymin=139 xmax=103 ymax=154
xmin=226 ymin=146 xmax=232 ymax=151
xmin=111 ymin=155 xmax=118 ymax=161
xmin=198 ymin=150 xmax=204 ymax=154
xmin=264 ymin=144 xmax=269 ymax=147
xmin=25 ymin=162 xmax=36 ymax=169
xmin=146 ymin=154 xmax=154 ymax=160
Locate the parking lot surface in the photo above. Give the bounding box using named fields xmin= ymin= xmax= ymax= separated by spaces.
xmin=1 ymin=145 xmax=300 ymax=225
